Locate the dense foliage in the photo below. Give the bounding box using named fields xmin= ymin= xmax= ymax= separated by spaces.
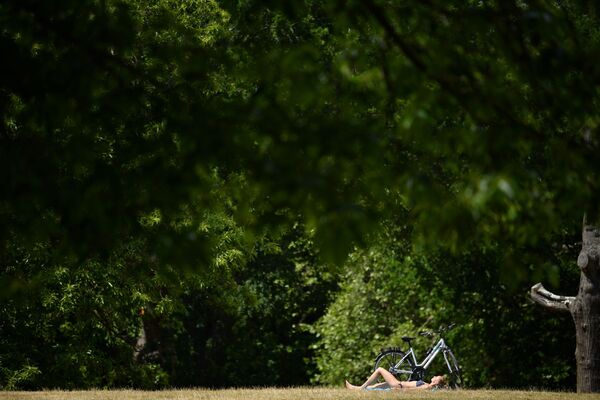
xmin=2 ymin=0 xmax=599 ymax=391
xmin=313 ymin=226 xmax=579 ymax=389
xmin=1 ymin=218 xmax=338 ymax=388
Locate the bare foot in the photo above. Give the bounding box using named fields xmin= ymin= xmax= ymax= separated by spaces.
xmin=345 ymin=380 xmax=361 ymax=390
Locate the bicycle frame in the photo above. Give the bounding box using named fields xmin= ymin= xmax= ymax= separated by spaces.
xmin=394 ymin=338 xmax=458 ymax=375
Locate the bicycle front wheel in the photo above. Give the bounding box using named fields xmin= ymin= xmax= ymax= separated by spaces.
xmin=444 ymin=349 xmax=463 ymax=389
xmin=373 ymin=349 xmax=415 ymax=382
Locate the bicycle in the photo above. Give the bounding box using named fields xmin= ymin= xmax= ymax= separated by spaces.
xmin=373 ymin=323 xmax=463 ymax=388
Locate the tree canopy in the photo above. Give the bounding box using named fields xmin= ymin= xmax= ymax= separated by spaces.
xmin=1 ymin=0 xmax=598 ymax=390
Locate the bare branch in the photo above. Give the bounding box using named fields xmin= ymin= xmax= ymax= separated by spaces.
xmin=530 ymin=282 xmax=575 ymax=313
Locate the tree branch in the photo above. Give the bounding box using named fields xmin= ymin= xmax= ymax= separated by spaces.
xmin=361 ymin=0 xmax=548 ymax=142
xmin=361 ymin=0 xmax=428 ymax=72
xmin=93 ymin=308 xmax=137 ymax=346
xmin=530 ymin=282 xmax=575 ymax=313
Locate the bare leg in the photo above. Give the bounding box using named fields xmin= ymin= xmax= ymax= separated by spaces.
xmin=345 ymin=380 xmax=361 ymax=390
xmin=345 ymin=368 xmax=401 ymax=390
xmin=366 ymin=382 xmax=391 ymax=390
xmin=365 ymin=368 xmax=402 ymax=389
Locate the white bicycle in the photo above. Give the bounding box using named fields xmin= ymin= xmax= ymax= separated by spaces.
xmin=373 ymin=323 xmax=463 ymax=388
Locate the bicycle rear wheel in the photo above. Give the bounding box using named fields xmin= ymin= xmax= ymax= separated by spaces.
xmin=373 ymin=349 xmax=415 ymax=383
xmin=444 ymin=349 xmax=463 ymax=389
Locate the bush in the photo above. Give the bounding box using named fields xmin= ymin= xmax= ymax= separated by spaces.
xmin=313 ymin=233 xmax=577 ymax=389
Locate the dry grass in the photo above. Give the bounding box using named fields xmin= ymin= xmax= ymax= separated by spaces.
xmin=1 ymin=387 xmax=599 ymax=400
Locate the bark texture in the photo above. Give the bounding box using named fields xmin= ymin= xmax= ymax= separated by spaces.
xmin=531 ymin=224 xmax=600 ymax=393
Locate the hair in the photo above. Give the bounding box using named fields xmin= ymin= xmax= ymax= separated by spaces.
xmin=433 ymin=375 xmax=448 ymax=389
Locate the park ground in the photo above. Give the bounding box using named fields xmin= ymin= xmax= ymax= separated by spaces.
xmin=1 ymin=388 xmax=600 ymax=400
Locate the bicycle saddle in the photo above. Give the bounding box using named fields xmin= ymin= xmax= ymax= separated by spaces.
xmin=401 ymin=336 xmax=416 ymax=343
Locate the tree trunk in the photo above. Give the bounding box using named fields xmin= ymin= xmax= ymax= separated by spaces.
xmin=531 ymin=223 xmax=600 ymax=393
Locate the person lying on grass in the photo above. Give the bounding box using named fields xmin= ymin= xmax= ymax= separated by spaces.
xmin=345 ymin=367 xmax=446 ymax=391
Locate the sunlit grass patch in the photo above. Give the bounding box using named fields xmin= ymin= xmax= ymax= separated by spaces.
xmin=1 ymin=388 xmax=597 ymax=400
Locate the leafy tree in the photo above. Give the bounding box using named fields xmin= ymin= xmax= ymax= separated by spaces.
xmin=3 ymin=0 xmax=600 ymax=288
xmin=0 ymin=238 xmax=170 ymax=389
xmin=1 ymin=0 xmax=236 ymax=268
xmin=1 ymin=190 xmax=337 ymax=389
xmin=3 ymin=0 xmax=600 ymax=391
xmin=172 ymin=226 xmax=338 ymax=387
xmin=313 ymin=226 xmax=579 ymax=389
xmin=225 ymin=2 xmax=600 ymax=389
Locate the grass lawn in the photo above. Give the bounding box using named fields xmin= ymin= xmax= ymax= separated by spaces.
xmin=1 ymin=388 xmax=599 ymax=400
